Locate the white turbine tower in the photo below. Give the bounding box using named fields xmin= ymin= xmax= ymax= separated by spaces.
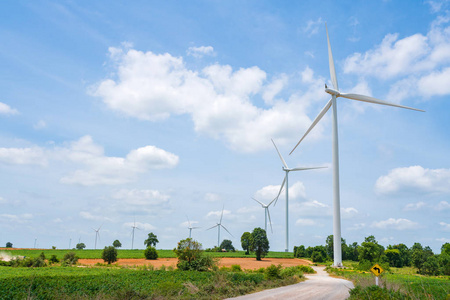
xmin=290 ymin=24 xmax=424 ymax=267
xmin=207 ymin=206 xmax=233 ymax=247
xmin=272 ymin=138 xmax=326 ymax=252
xmin=92 ymin=225 xmax=102 ymax=250
xmin=186 ymin=216 xmax=200 ymax=239
xmin=131 ymin=220 xmax=140 ymax=250
xmin=252 ymin=196 xmax=277 ymax=233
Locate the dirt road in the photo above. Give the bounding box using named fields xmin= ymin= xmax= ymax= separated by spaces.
xmin=227 ymin=266 xmax=354 ymax=300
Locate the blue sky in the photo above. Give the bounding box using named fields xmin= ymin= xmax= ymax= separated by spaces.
xmin=0 ymin=0 xmax=449 ymax=253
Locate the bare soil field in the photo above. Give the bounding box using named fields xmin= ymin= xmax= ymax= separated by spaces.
xmin=78 ymin=257 xmax=312 ymax=270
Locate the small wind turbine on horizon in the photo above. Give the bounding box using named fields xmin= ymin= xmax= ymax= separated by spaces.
xmin=131 ymin=220 xmax=140 ymax=250
xmin=272 ymin=138 xmax=326 ymax=252
xmin=252 ymin=196 xmax=278 ymax=234
xmin=207 ymin=206 xmax=233 ymax=247
xmin=289 ymin=23 xmax=424 ymax=267
xmin=186 ymin=216 xmax=200 ymax=239
xmin=92 ymin=225 xmax=102 ymax=250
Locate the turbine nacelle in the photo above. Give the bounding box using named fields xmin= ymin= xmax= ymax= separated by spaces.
xmin=325 ymin=86 xmax=340 ymax=96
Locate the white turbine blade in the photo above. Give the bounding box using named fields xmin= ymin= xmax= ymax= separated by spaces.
xmin=290 ymin=98 xmax=332 ymax=155
xmin=219 ymin=205 xmax=224 ymax=224
xmin=271 ymin=138 xmax=288 ymax=169
xmin=207 ymin=224 xmax=218 ymax=231
xmin=252 ymin=197 xmax=266 ymax=207
xmin=274 ymin=175 xmax=286 ymax=207
xmin=267 ymin=208 xmax=273 ymax=234
xmin=290 ymin=166 xmax=328 ymax=172
xmin=326 ymin=23 xmax=338 ymax=91
xmin=340 ymin=93 xmax=425 ymax=112
xmin=267 ymin=195 xmax=278 ymax=207
xmin=221 ymin=224 xmax=233 ymax=237
xmin=186 ymin=215 xmax=191 ymax=227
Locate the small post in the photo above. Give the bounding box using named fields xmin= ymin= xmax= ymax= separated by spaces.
xmin=375 ymin=276 xmax=379 ymax=286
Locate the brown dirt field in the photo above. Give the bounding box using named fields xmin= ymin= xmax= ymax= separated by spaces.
xmin=78 ymin=257 xmax=312 ymax=270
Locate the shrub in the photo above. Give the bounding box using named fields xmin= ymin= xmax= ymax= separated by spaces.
xmin=49 ymin=255 xmax=59 ymax=264
xmin=32 ymin=257 xmax=46 ymax=267
xmin=76 ymin=243 xmax=86 ymax=250
xmin=311 ymin=251 xmax=326 ymax=263
xmin=231 ymin=264 xmax=242 ymax=272
xmin=174 ymin=238 xmax=217 ymax=271
xmin=62 ymin=252 xmax=78 ymax=266
xmin=144 ymin=246 xmax=158 ymax=260
xmin=264 ymin=264 xmax=282 ymax=280
xmin=5 ymin=242 xmax=12 ymax=248
xmin=102 ymin=246 xmax=118 ymax=264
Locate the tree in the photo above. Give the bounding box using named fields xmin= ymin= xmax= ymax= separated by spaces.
xmin=241 ymin=232 xmax=251 ymax=255
xmin=411 ymin=243 xmax=434 ymax=274
xmin=311 ymin=245 xmax=328 ymax=263
xmin=442 ymin=243 xmax=450 ymax=256
xmin=144 ymin=233 xmax=159 ymax=247
xmin=388 ymin=244 xmax=411 ymax=267
xmin=219 ymin=239 xmax=235 ymax=252
xmin=173 ymin=238 xmax=216 ymax=271
xmin=113 ymin=240 xmax=122 ymax=248
xmin=76 ymin=243 xmax=86 ymax=250
xmin=144 ymin=246 xmax=158 ymax=259
xmin=358 ymin=235 xmax=385 ymax=263
xmin=345 ymin=242 xmax=359 ymax=261
xmin=5 ymin=242 xmax=12 ymax=248
xmin=62 ymin=252 xmax=78 ymax=266
xmin=102 ymin=246 xmax=118 ymax=264
xmin=325 ymin=235 xmax=347 ymax=259
xmin=250 ymin=227 xmax=269 ymax=261
xmin=385 ymin=249 xmax=402 ymax=267
xmin=294 ymin=245 xmax=306 ymax=258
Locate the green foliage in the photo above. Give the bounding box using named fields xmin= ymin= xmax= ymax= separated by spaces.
xmin=48 ymin=255 xmax=59 ymax=264
xmin=411 ymin=243 xmax=434 ymax=274
xmin=231 ymin=264 xmax=242 ymax=272
xmin=144 ymin=246 xmax=158 ymax=260
xmin=112 ymin=239 xmax=122 ymax=248
xmin=421 ymin=255 xmax=440 ymax=276
xmin=358 ymin=235 xmax=385 ymax=263
xmin=385 ymin=248 xmax=402 ymax=268
xmin=102 ymin=246 xmax=118 ymax=264
xmin=62 ymin=252 xmax=78 ymax=266
xmin=220 ymin=239 xmax=235 ymax=252
xmin=442 ymin=242 xmax=450 ymax=255
xmin=174 ymin=238 xmax=217 ymax=271
xmin=250 ymin=227 xmax=269 ymax=261
xmin=349 ymin=285 xmax=408 ymax=299
xmin=294 ymin=245 xmax=306 ymax=258
xmin=38 ymin=252 xmax=46 ymax=260
xmin=75 ymin=243 xmax=86 ymax=250
xmin=144 ymin=232 xmax=159 ymax=247
xmin=264 ymin=264 xmax=282 ymax=279
xmin=241 ymin=232 xmax=251 ymax=255
xmin=6 ymin=242 xmax=12 ymax=248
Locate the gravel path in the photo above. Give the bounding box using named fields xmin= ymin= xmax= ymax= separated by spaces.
xmin=227 ymin=266 xmax=354 ymax=300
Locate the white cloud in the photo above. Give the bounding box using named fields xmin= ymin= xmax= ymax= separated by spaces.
xmin=33 ymin=120 xmax=47 ymax=130
xmin=205 ymin=193 xmax=221 ymax=202
xmin=0 ymin=213 xmax=33 ymax=223
xmin=0 ymin=102 xmax=19 ymax=115
xmin=404 ymin=201 xmax=426 ymax=211
xmin=123 ymin=222 xmax=155 ymax=231
xmin=371 ymin=218 xmax=419 ymax=230
xmin=439 ymin=222 xmax=450 ymax=231
xmin=375 ymin=166 xmax=450 ymax=195
xmin=437 ymin=237 xmax=450 ymax=243
xmin=304 ymin=18 xmax=322 ymax=37
xmin=436 ymin=201 xmax=450 ymax=210
xmin=418 ymin=67 xmax=450 ymax=96
xmin=0 ymin=147 xmax=47 ymax=166
xmin=206 ymin=209 xmax=231 ymax=219
xmin=295 ymin=218 xmax=317 ymax=226
xmin=79 ymin=211 xmax=112 ymax=222
xmin=187 ymin=46 xmax=215 ymax=58
xmin=341 ymin=207 xmax=358 ymax=218
xmin=290 ymin=199 xmax=331 ymax=217
xmin=91 ymin=46 xmax=325 ymax=152
xmin=112 ymin=189 xmax=170 ymax=206
xmin=348 ymin=223 xmax=366 ymax=231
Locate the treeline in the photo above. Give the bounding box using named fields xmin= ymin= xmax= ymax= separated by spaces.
xmin=294 ymin=235 xmax=450 ymax=276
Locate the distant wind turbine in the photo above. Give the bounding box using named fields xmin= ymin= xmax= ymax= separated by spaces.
xmin=92 ymin=225 xmax=102 ymax=250
xmin=272 ymin=138 xmax=326 ymax=252
xmin=207 ymin=206 xmax=233 ymax=247
xmin=131 ymin=220 xmax=140 ymax=250
xmin=252 ymin=196 xmax=278 ymax=233
xmin=186 ymin=216 xmax=200 ymax=238
xmin=290 ymin=23 xmax=424 ymax=267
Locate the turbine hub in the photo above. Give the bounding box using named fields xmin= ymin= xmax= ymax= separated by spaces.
xmin=325 ymin=87 xmax=340 ymax=96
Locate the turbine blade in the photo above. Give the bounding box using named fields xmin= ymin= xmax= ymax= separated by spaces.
xmin=271 ymin=138 xmax=288 ymax=169
xmin=274 ymin=175 xmax=286 ymax=207
xmin=252 ymin=197 xmax=266 ymax=207
xmin=290 ymin=166 xmax=327 ymax=172
xmin=220 ymin=205 xmax=224 ymax=224
xmin=267 ymin=208 xmax=273 ymax=234
xmin=221 ymin=225 xmax=233 ymax=237
xmin=326 ymin=23 xmax=338 ymax=90
xmin=207 ymin=224 xmax=218 ymax=231
xmin=267 ymin=195 xmax=278 ymax=206
xmin=290 ymin=98 xmax=332 ymax=155
xmin=340 ymin=93 xmax=425 ymax=112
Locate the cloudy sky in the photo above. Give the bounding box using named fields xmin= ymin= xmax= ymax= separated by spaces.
xmin=0 ymin=0 xmax=449 ymax=253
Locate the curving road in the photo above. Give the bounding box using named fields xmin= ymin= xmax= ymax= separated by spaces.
xmin=227 ymin=266 xmax=354 ymax=300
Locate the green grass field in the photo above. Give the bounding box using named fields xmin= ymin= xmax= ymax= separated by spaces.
xmin=0 ymin=248 xmax=295 ymax=260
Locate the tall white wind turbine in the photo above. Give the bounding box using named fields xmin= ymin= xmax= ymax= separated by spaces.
xmin=131 ymin=220 xmax=140 ymax=250
xmin=252 ymin=196 xmax=277 ymax=233
xmin=186 ymin=216 xmax=200 ymax=239
xmin=290 ymin=24 xmax=424 ymax=267
xmin=272 ymin=138 xmax=326 ymax=252
xmin=92 ymin=225 xmax=102 ymax=250
xmin=207 ymin=206 xmax=233 ymax=247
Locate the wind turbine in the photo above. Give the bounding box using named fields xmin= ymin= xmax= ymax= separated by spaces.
xmin=186 ymin=216 xmax=200 ymax=238
xmin=207 ymin=206 xmax=233 ymax=247
xmin=272 ymin=138 xmax=326 ymax=252
xmin=290 ymin=24 xmax=424 ymax=267
xmin=252 ymin=196 xmax=278 ymax=233
xmin=92 ymin=225 xmax=102 ymax=250
xmin=131 ymin=220 xmax=140 ymax=250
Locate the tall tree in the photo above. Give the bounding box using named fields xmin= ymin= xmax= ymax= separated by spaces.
xmin=358 ymin=235 xmax=385 ymax=262
xmin=144 ymin=233 xmax=159 ymax=247
xmin=250 ymin=227 xmax=269 ymax=261
xmin=241 ymin=232 xmax=251 ymax=255
xmin=113 ymin=240 xmax=122 ymax=248
xmin=219 ymin=239 xmax=235 ymax=252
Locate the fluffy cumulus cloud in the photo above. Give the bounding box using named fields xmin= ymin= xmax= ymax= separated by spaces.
xmin=0 ymin=102 xmax=19 ymax=115
xmin=439 ymin=222 xmax=450 ymax=231
xmin=187 ymin=46 xmax=215 ymax=58
xmin=91 ymin=45 xmax=326 ymax=152
xmin=344 ymin=16 xmax=450 ymax=100
xmin=295 ymin=218 xmax=318 ymax=226
xmin=375 ymin=166 xmax=450 ymax=195
xmin=0 ymin=213 xmax=33 ymax=224
xmin=0 ymin=135 xmax=178 ymax=186
xmin=404 ymin=201 xmax=426 ymax=211
xmin=371 ymin=218 xmax=419 ymax=230
xmin=123 ymin=221 xmax=155 ymax=231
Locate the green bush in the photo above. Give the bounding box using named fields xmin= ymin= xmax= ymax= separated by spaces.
xmin=174 ymin=238 xmax=217 ymax=271
xmin=311 ymin=251 xmax=326 ymax=263
xmin=264 ymin=264 xmax=282 ymax=279
xmin=102 ymin=246 xmax=118 ymax=264
xmin=144 ymin=246 xmax=158 ymax=260
xmin=49 ymin=255 xmax=59 ymax=264
xmin=349 ymin=285 xmax=407 ymax=299
xmin=231 ymin=264 xmax=242 ymax=272
xmin=62 ymin=252 xmax=78 ymax=266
